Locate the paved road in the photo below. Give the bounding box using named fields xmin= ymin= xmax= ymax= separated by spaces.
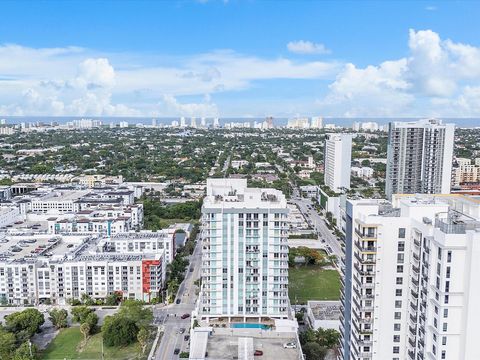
xmin=290 ymin=190 xmax=343 ymax=260
xmin=153 ymin=237 xmax=202 ymax=360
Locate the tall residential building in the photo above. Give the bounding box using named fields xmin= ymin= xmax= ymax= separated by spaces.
xmin=324 ymin=133 xmax=352 ymax=192
xmin=385 ymin=119 xmax=455 ymax=199
xmin=198 ymin=178 xmax=289 ymax=322
xmin=340 ymin=194 xmax=480 ymax=360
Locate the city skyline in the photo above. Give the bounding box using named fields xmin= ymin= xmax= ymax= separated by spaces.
xmin=1 ymin=1 xmax=480 ymax=118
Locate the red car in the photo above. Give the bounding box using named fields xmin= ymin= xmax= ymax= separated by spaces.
xmin=254 ymin=350 xmax=263 ymax=356
xmin=181 ymin=313 xmax=190 ymax=319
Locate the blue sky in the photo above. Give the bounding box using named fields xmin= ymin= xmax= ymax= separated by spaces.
xmin=1 ymin=0 xmax=480 ymax=117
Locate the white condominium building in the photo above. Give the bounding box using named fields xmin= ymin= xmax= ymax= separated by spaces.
xmin=0 ymin=233 xmax=166 ymax=305
xmin=199 ymin=178 xmax=289 ymax=322
xmin=324 ymin=133 xmax=353 ymax=192
xmin=385 ymin=119 xmax=455 ymax=199
xmin=340 ymin=194 xmax=480 ymax=360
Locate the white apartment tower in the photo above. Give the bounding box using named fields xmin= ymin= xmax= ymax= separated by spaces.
xmin=324 ymin=133 xmax=352 ymax=192
xmin=199 ymin=178 xmax=289 ymax=322
xmin=340 ymin=194 xmax=480 ymax=360
xmin=385 ymin=119 xmax=455 ymax=199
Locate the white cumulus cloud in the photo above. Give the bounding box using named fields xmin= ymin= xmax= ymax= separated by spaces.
xmin=315 ymin=29 xmax=480 ymax=117
xmin=287 ymin=40 xmax=331 ymax=55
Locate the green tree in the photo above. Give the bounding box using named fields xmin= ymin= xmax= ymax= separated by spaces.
xmin=71 ymin=306 xmax=94 ymax=324
xmin=137 ymin=327 xmax=150 ymax=354
xmin=13 ymin=341 xmax=38 ymax=360
xmin=48 ymin=309 xmax=68 ymax=329
xmin=84 ymin=312 xmax=98 ymax=334
xmin=302 ymin=342 xmax=327 ymax=360
xmin=102 ymin=316 xmax=138 ymax=347
xmin=5 ymin=309 xmax=44 ymax=339
xmin=0 ymin=327 xmax=16 ymax=360
xmin=117 ymin=300 xmax=153 ymax=328
xmin=81 ymin=293 xmax=95 ymax=306
xmin=105 ymin=292 xmax=122 ymax=306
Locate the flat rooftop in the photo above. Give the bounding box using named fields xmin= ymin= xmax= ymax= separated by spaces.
xmin=0 ymin=233 xmax=88 ymax=262
xmin=204 ymin=329 xmax=299 ymax=360
xmin=32 ymin=189 xmax=91 ymax=202
xmin=308 ymin=301 xmax=342 ymax=321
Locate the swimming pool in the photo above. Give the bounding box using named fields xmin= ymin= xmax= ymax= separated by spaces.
xmin=231 ymin=323 xmax=270 ymax=329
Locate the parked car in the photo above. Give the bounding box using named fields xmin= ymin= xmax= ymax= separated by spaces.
xmin=178 ymin=328 xmax=186 ymax=334
xmin=181 ymin=313 xmax=190 ymax=319
xmin=176 ymin=298 xmax=181 ymax=304
xmin=254 ymin=350 xmax=263 ymax=356
xmin=174 ymin=348 xmax=180 ymax=355
xmin=184 ymin=335 xmax=190 ymax=341
xmin=283 ymin=342 xmax=297 ymax=349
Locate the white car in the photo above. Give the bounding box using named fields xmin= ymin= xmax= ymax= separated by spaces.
xmin=283 ymin=342 xmax=297 ymax=349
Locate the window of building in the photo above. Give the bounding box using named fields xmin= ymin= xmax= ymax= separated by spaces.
xmin=447 ymin=251 xmax=452 ymax=263
xmin=445 ymin=295 xmax=449 ymax=304
xmin=441 ymin=351 xmax=446 ymax=359
xmin=393 ymin=346 xmax=399 ymax=354
xmin=395 ymin=289 xmax=402 ymax=296
xmin=393 ymin=335 xmax=400 ymax=343
xmin=395 ymin=300 xmax=402 ymax=308
xmin=397 ymin=254 xmax=404 ymax=264
xmin=443 ymin=309 xmax=448 ymax=318
xmin=442 ymin=336 xmax=447 ymax=345
xmin=443 ymin=323 xmax=448 ymax=332
xmin=397 ymin=241 xmax=405 ymax=252
xmin=398 ymin=228 xmax=406 ymax=238
xmin=397 ymin=265 xmax=403 ymax=273
xmin=396 ymin=277 xmax=403 ymax=285
xmin=394 ymin=312 xmax=401 ymax=320
xmin=394 ymin=324 xmax=401 ymax=331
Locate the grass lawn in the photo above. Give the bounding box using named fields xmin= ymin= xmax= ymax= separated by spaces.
xmin=41 ymin=327 xmax=148 ymax=360
xmin=289 ymin=266 xmax=341 ymax=304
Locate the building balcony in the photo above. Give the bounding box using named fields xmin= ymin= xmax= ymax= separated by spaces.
xmin=355 ymin=241 xmax=377 ymax=253
xmin=354 ymin=252 xmax=376 ymax=264
xmin=354 ymin=263 xmax=375 ymax=277
xmin=355 ymin=228 xmax=377 ymax=240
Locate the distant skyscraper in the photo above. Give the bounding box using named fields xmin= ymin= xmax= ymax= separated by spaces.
xmin=213 ymin=117 xmax=220 ymax=128
xmin=180 ymin=117 xmax=186 ymax=127
xmin=287 ymin=117 xmax=309 ymax=129
xmin=200 ymin=117 xmax=206 ymax=127
xmin=311 ymin=116 xmax=323 ymax=129
xmin=190 ymin=117 xmax=197 ymax=128
xmin=385 ymin=119 xmax=455 ymax=199
xmin=324 ymin=133 xmax=352 ymax=192
xmin=0 ymin=119 xmax=6 ymax=125
xmin=265 ymin=116 xmax=274 ymax=129
xmin=199 ymin=178 xmax=289 ymax=322
xmin=151 ymin=118 xmax=157 ymax=127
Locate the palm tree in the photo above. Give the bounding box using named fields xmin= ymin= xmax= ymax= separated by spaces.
xmin=80 ymin=323 xmax=91 ymax=346
xmin=137 ymin=328 xmax=149 ymax=354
